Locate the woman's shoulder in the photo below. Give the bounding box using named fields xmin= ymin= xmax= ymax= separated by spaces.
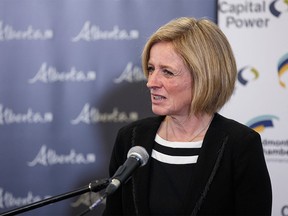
xmin=214 ymin=113 xmax=260 ymax=138
xmin=214 ymin=113 xmax=257 ymax=133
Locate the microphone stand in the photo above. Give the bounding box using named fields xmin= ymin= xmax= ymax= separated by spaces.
xmin=0 ymin=178 xmax=109 ymax=216
xmin=77 ymin=192 xmax=108 ymax=216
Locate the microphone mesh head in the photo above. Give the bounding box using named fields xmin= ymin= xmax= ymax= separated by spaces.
xmin=127 ymin=146 xmax=149 ymax=166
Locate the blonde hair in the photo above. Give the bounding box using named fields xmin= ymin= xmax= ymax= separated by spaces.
xmin=142 ymin=17 xmax=237 ymax=115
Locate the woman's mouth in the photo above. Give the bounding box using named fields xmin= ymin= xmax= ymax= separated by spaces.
xmin=152 ymin=94 xmax=166 ymax=101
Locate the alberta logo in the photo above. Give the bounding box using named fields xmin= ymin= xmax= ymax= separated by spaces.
xmin=269 ymin=0 xmax=288 ymax=17
xmin=278 ymin=53 xmax=288 ymax=88
xmin=237 ymin=66 xmax=259 ymax=86
xmin=246 ymin=115 xmax=279 ymax=133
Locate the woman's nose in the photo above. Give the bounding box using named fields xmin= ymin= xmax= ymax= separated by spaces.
xmin=146 ymin=71 xmax=161 ymax=89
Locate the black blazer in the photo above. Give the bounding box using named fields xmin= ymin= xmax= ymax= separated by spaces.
xmin=103 ymin=113 xmax=272 ymax=215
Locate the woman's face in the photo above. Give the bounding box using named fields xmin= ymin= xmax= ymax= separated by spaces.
xmin=146 ymin=42 xmax=193 ymax=117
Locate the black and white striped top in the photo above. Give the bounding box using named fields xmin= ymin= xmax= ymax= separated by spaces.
xmin=149 ymin=134 xmax=203 ymax=215
xmin=152 ymin=134 xmax=202 ymax=164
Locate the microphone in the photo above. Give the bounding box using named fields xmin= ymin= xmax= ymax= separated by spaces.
xmin=105 ymin=146 xmax=149 ymax=195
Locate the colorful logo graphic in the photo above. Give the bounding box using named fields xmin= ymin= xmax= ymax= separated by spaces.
xmin=237 ymin=66 xmax=259 ymax=85
xmin=278 ymin=53 xmax=288 ymax=88
xmin=246 ymin=115 xmax=279 ymax=133
xmin=269 ymin=0 xmax=288 ymax=17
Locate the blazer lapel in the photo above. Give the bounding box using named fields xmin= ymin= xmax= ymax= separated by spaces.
xmin=131 ymin=116 xmax=164 ymax=215
xmin=188 ymin=114 xmax=229 ymax=215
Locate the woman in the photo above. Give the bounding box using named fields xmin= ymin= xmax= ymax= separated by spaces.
xmin=103 ymin=17 xmax=272 ymax=215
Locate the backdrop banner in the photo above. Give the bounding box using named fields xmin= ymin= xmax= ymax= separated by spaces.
xmin=0 ymin=0 xmax=216 ymax=215
xmin=218 ymin=0 xmax=288 ymax=215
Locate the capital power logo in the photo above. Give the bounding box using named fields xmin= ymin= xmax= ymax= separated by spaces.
xmin=282 ymin=205 xmax=288 ymax=216
xmin=246 ymin=115 xmax=288 ymax=162
xmin=218 ymin=0 xmax=288 ymax=28
xmin=269 ymin=0 xmax=288 ymax=17
xmin=278 ymin=53 xmax=288 ymax=88
xmin=237 ymin=66 xmax=259 ymax=85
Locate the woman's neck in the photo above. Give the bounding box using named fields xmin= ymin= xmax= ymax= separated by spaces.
xmin=162 ymin=113 xmax=214 ymax=142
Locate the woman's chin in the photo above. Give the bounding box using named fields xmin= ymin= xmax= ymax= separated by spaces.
xmin=151 ymin=108 xmax=168 ymax=116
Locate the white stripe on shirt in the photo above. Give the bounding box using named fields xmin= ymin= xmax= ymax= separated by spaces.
xmin=151 ymin=149 xmax=199 ymax=164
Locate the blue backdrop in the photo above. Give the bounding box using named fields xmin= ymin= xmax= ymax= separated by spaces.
xmin=0 ymin=0 xmax=216 ymax=215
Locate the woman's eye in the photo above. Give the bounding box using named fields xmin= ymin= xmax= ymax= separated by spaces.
xmin=147 ymin=66 xmax=154 ymax=73
xmin=163 ymin=69 xmax=174 ymax=76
